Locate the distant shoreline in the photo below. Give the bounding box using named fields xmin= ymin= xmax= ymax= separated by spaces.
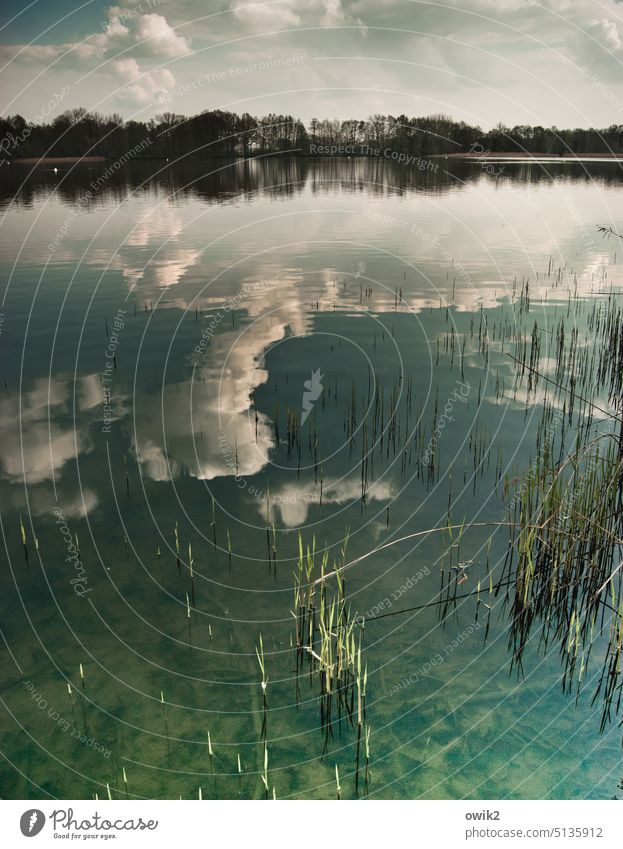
xmin=445 ymin=152 xmax=623 ymax=160
xmin=4 ymin=152 xmax=623 ymax=166
xmin=6 ymin=156 xmax=106 ymax=164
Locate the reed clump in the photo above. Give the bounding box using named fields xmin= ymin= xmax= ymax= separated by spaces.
xmin=506 ymin=426 xmax=623 ymax=729
xmin=292 ymin=532 xmax=370 ymax=795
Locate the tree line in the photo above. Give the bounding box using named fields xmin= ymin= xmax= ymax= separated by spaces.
xmin=1 ymin=107 xmax=622 ymax=160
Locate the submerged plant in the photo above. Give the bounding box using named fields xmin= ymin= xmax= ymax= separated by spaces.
xmin=256 ymin=634 xmax=269 ymax=741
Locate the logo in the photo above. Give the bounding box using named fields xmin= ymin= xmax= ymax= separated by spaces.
xmin=301 ymin=368 xmax=324 ymax=425
xmin=20 ymin=809 xmax=46 ymax=837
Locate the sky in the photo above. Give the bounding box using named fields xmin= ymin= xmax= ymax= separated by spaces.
xmin=2 ymin=0 xmax=623 ymax=129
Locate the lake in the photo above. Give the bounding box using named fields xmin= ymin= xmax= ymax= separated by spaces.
xmin=1 ymin=156 xmax=622 ymax=800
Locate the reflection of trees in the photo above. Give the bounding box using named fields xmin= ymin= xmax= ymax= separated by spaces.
xmin=0 ymin=158 xmax=311 ymax=209
xmin=4 ymin=156 xmax=623 ymax=211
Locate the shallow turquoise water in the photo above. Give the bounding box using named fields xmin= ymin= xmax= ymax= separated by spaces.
xmin=1 ymin=157 xmax=622 ymax=799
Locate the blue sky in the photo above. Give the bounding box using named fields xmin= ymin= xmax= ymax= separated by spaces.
xmin=2 ymin=1 xmax=623 ymax=129
xmin=0 ymin=0 xmax=99 ymax=42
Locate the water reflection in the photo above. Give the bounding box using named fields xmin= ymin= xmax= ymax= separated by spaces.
xmin=263 ymin=477 xmax=394 ymax=527
xmin=3 ymin=158 xmax=623 ymax=800
xmin=0 ymin=373 xmax=123 ymax=517
xmin=0 ymin=375 xmax=103 ymax=485
xmin=3 ymin=157 xmax=623 ymax=499
xmin=3 ymin=156 xmax=623 ymax=211
xmin=132 ymin=275 xmax=311 ymax=482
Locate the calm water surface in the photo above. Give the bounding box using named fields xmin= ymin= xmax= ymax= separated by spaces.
xmin=1 ymin=157 xmax=622 ymax=799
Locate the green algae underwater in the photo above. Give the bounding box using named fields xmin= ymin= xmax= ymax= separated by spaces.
xmin=2 ymin=156 xmax=623 ymax=800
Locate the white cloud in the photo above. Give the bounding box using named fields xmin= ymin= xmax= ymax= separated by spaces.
xmin=0 ymin=10 xmax=185 ymax=109
xmin=232 ymin=1 xmax=302 ymax=30
xmin=1 ymin=482 xmax=99 ymax=519
xmin=113 ymin=56 xmax=141 ymax=82
xmin=135 ymin=13 xmax=192 ymax=57
xmin=4 ymin=0 xmax=623 ymax=126
xmin=113 ymin=57 xmax=176 ymax=105
xmin=0 ymin=377 xmax=92 ymax=485
xmin=320 ymin=0 xmax=346 ymax=28
xmin=318 ymin=0 xmax=368 ymax=35
xmin=590 ymin=18 xmax=622 ymax=51
xmin=263 ymin=477 xmax=394 ymax=527
xmin=102 ymin=11 xmax=130 ymax=39
xmin=0 ymin=16 xmax=129 ymax=66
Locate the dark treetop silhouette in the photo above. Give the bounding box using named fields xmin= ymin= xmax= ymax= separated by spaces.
xmin=2 ymin=108 xmax=623 ymax=161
